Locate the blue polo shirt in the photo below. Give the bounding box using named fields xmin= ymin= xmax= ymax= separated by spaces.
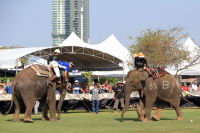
xmin=72 ymin=84 xmax=81 ymax=94
xmin=4 ymin=85 xmax=12 ymax=94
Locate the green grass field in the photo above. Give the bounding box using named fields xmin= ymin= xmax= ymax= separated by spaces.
xmin=0 ymin=108 xmax=200 ymax=133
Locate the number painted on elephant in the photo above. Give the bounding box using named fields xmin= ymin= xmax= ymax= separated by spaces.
xmin=36 ymin=80 xmax=46 ymax=90
xmin=170 ymin=83 xmax=174 ymax=93
xmin=162 ymin=81 xmax=170 ymax=89
xmin=18 ymin=76 xmax=30 ymax=86
xmin=149 ymin=82 xmax=156 ymax=90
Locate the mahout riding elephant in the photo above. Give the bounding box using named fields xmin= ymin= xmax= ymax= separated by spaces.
xmin=121 ymin=69 xmax=184 ymax=122
xmin=6 ymin=65 xmax=66 ymax=122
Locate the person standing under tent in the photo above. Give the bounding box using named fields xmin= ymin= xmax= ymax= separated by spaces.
xmin=72 ymin=80 xmax=84 ymax=94
xmin=113 ymin=81 xmax=125 ymax=113
xmin=89 ymin=83 xmax=101 ymax=114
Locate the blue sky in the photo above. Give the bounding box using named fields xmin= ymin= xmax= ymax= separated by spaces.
xmin=0 ymin=0 xmax=199 ymax=49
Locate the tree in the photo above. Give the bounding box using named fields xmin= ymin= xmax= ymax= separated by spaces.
xmin=82 ymin=72 xmax=93 ymax=87
xmin=129 ymin=26 xmax=200 ymax=76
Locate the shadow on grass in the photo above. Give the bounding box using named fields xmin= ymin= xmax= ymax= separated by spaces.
xmin=115 ymin=117 xmax=140 ymax=122
xmin=6 ymin=118 xmax=43 ymax=122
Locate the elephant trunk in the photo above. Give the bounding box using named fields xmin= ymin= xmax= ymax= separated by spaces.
xmin=57 ymin=83 xmax=66 ymax=118
xmin=121 ymin=87 xmax=132 ymax=117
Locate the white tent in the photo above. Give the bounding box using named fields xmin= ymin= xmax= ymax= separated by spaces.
xmin=0 ymin=32 xmax=132 ymax=78
xmin=60 ymin=32 xmax=132 ymax=74
xmin=0 ymin=47 xmax=50 ymax=69
xmin=166 ymin=37 xmax=200 ymax=76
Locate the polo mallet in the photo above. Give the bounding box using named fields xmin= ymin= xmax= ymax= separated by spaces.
xmin=75 ymin=93 xmax=93 ymax=115
xmin=105 ymin=87 xmax=125 ymax=109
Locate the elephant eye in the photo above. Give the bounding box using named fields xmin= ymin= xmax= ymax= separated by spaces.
xmin=130 ymin=81 xmax=134 ymax=84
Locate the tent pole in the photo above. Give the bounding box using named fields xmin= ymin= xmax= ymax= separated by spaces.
xmin=123 ymin=61 xmax=125 ymax=81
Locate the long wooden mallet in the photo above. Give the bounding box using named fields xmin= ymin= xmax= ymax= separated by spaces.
xmin=105 ymin=87 xmax=125 ymax=109
xmin=75 ymin=93 xmax=93 ymax=114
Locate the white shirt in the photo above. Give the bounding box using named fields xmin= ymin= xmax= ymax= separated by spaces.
xmin=0 ymin=89 xmax=4 ymax=94
xmin=192 ymin=84 xmax=198 ymax=91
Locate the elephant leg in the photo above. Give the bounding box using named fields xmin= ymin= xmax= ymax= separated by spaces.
xmin=152 ymin=100 xmax=165 ymax=121
xmin=143 ymin=97 xmax=155 ymax=122
xmin=12 ymin=95 xmax=21 ymax=122
xmin=171 ymin=101 xmax=184 ymax=120
xmin=48 ymin=83 xmax=57 ymax=122
xmin=21 ymin=93 xmax=35 ymax=123
xmin=40 ymin=97 xmax=49 ymax=121
xmin=136 ymin=98 xmax=145 ymax=121
xmin=24 ymin=103 xmax=35 ymax=123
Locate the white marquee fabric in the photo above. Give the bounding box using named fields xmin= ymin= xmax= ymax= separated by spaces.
xmin=60 ymin=32 xmax=131 ymax=62
xmin=0 ymin=32 xmax=132 ymax=76
xmin=166 ymin=37 xmax=200 ymax=76
xmin=0 ymin=47 xmax=51 ymax=69
xmin=59 ymin=32 xmax=132 ymax=74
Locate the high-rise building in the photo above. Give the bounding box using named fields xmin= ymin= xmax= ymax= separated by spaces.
xmin=52 ymin=0 xmax=89 ymax=46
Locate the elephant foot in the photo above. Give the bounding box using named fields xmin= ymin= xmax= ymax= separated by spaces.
xmin=42 ymin=117 xmax=50 ymax=121
xmin=152 ymin=115 xmax=160 ymax=121
xmin=24 ymin=118 xmax=34 ymax=123
xmin=138 ymin=115 xmax=145 ymax=121
xmin=143 ymin=118 xmax=151 ymax=122
xmin=12 ymin=118 xmax=20 ymax=122
xmin=177 ymin=116 xmax=184 ymax=120
xmin=50 ymin=118 xmax=58 ymax=122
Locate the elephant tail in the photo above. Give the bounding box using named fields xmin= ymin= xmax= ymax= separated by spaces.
xmin=4 ymin=80 xmax=16 ymax=115
xmin=4 ymin=100 xmax=13 ymax=115
xmin=180 ymin=92 xmax=193 ymax=105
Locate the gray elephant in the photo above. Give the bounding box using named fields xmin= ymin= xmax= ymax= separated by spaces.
xmin=6 ymin=65 xmax=66 ymax=122
xmin=121 ymin=69 xmax=184 ymax=122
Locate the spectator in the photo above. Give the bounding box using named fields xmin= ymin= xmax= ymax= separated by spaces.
xmin=89 ymin=82 xmax=94 ymax=92
xmin=0 ymin=83 xmax=6 ymax=94
xmin=182 ymin=83 xmax=190 ymax=91
xmin=123 ymin=81 xmax=126 ymax=86
xmin=84 ymin=86 xmax=89 ymax=93
xmin=101 ymin=85 xmax=107 ymax=93
xmin=4 ymin=81 xmax=12 ymax=94
xmin=34 ymin=101 xmax=40 ymax=115
xmin=89 ymin=83 xmax=101 ymax=114
xmin=197 ymin=84 xmax=200 ymax=91
xmin=55 ymin=90 xmax=60 ymax=94
xmin=113 ymin=81 xmax=125 ymax=113
xmin=109 ymin=81 xmax=112 ymax=90
xmin=66 ymin=83 xmax=73 ymax=93
xmin=72 ymin=80 xmax=83 ymax=94
xmin=112 ymin=83 xmax=118 ymax=93
xmin=104 ymin=80 xmax=111 ymax=93
xmin=3 ymin=83 xmax=6 ymax=89
xmin=192 ymin=80 xmax=198 ymax=91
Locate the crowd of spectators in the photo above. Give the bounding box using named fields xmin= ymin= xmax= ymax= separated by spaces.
xmin=181 ymin=80 xmax=200 ymax=91
xmin=0 ymin=81 xmax=13 ymax=95
xmin=63 ymin=79 xmax=126 ymax=95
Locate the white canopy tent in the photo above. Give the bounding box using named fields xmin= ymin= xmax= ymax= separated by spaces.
xmin=0 ymin=32 xmax=132 ymax=78
xmin=166 ymin=37 xmax=200 ymax=76
xmin=0 ymin=47 xmax=51 ymax=69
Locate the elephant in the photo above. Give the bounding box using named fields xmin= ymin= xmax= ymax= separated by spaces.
xmin=121 ymin=69 xmax=184 ymax=122
xmin=6 ymin=65 xmax=66 ymax=122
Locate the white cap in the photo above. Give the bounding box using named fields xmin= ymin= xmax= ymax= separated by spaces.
xmin=123 ymin=81 xmax=126 ymax=83
xmin=75 ymin=80 xmax=79 ymax=83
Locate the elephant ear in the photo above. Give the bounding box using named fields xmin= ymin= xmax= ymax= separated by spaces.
xmin=138 ymin=68 xmax=144 ymax=72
